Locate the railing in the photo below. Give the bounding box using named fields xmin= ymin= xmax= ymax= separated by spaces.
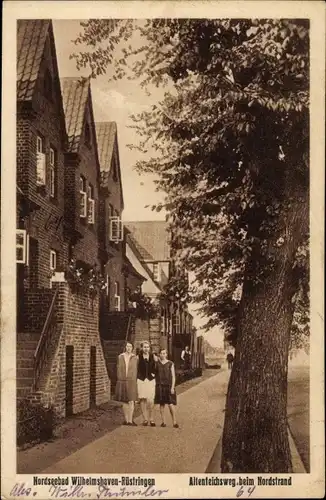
xmin=33 ymin=288 xmax=59 ymax=392
xmin=126 ymin=313 xmax=135 ymax=345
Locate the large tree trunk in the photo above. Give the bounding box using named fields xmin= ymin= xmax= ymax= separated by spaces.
xmin=221 ymin=169 xmax=309 ymax=473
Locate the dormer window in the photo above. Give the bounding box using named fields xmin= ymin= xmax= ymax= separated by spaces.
xmin=44 ymin=69 xmax=53 ymax=101
xmin=85 ymin=123 xmax=91 ymax=148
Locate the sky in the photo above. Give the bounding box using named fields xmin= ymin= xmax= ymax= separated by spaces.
xmin=53 ymin=20 xmax=225 ymax=348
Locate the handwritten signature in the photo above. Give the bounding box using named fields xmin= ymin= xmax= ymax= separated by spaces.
xmin=10 ymin=482 xmax=256 ymax=498
xmin=9 ymin=483 xmax=169 ymax=498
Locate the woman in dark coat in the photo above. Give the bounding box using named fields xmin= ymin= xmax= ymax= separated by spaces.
xmin=115 ymin=341 xmax=138 ymax=425
xmin=137 ymin=341 xmax=157 ymax=426
xmin=155 ymin=348 xmax=179 ymax=428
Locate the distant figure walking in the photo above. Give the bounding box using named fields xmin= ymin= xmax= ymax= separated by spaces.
xmin=115 ymin=341 xmax=138 ymax=426
xmin=226 ymin=352 xmax=234 ymax=370
xmin=181 ymin=345 xmax=191 ymax=370
xmin=155 ymin=349 xmax=179 ymax=428
xmin=137 ymin=341 xmax=157 ymax=427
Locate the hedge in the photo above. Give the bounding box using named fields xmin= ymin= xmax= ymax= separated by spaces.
xmin=17 ymin=398 xmax=55 ymax=447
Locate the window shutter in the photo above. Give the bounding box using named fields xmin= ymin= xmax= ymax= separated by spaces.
xmin=109 ymin=216 xmax=123 ymax=242
xmin=80 ymin=192 xmax=87 ymax=218
xmin=36 ymin=153 xmax=46 ymax=185
xmin=88 ymin=199 xmax=95 ymax=224
xmin=16 ymin=229 xmax=29 ymax=264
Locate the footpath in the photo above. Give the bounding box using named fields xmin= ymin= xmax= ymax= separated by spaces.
xmin=43 ymin=366 xmax=306 ymax=474
xmin=44 ymin=369 xmax=230 ymax=474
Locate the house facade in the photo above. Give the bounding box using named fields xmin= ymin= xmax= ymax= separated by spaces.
xmin=125 ymin=221 xmax=195 ymax=365
xmin=16 ymin=21 xmax=111 ymax=418
xmin=16 ymin=19 xmax=201 ymax=423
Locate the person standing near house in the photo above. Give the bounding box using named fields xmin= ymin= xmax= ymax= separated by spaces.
xmin=115 ymin=341 xmax=138 ymax=426
xmin=226 ymin=352 xmax=234 ymax=370
xmin=181 ymin=345 xmax=191 ymax=370
xmin=137 ymin=341 xmax=157 ymax=426
xmin=155 ymin=348 xmax=179 ymax=428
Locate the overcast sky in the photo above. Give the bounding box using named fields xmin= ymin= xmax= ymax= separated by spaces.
xmin=53 ymin=20 xmax=225 ymax=348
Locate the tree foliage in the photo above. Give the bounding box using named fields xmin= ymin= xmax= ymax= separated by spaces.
xmin=72 ymin=19 xmax=310 ymax=351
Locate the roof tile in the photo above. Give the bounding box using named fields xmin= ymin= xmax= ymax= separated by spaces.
xmin=60 ymin=77 xmax=90 ymax=153
xmin=17 ymin=20 xmax=50 ymax=101
xmin=95 ymin=122 xmax=117 ymax=172
xmin=125 ymin=221 xmax=170 ymax=261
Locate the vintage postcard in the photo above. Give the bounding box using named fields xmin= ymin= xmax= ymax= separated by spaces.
xmin=1 ymin=0 xmax=325 ymax=498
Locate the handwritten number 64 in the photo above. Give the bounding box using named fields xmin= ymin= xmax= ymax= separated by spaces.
xmin=237 ymin=486 xmax=256 ymax=497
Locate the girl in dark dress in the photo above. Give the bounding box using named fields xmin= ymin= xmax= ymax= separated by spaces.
xmin=154 ymin=348 xmax=179 ymax=428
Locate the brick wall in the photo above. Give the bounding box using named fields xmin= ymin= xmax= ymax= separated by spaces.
xmin=20 ymin=288 xmax=54 ymax=333
xmin=72 ymin=103 xmax=101 ymax=269
xmin=17 ymin=37 xmax=68 ymax=289
xmin=41 ymin=282 xmax=110 ymax=417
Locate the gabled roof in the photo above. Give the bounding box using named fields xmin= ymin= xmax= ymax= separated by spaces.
xmin=17 ymin=20 xmax=50 ymax=101
xmin=126 ymin=232 xmax=163 ymax=293
xmin=17 ymin=20 xmax=67 ymax=146
xmin=95 ymin=121 xmax=124 ymax=209
xmin=60 ymin=77 xmax=90 ymax=153
xmin=123 ymin=255 xmax=146 ymax=283
xmin=95 ymin=122 xmax=117 ymax=171
xmin=124 ymin=221 xmax=170 ymax=261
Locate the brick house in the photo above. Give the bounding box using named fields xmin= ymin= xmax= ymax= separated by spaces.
xmin=125 ymin=221 xmax=195 ymax=365
xmin=95 ymin=122 xmax=145 ymax=388
xmin=16 ymin=20 xmax=110 ymax=417
xmin=60 ymin=77 xmax=101 ymax=271
xmin=16 ymin=19 xmax=70 ymax=403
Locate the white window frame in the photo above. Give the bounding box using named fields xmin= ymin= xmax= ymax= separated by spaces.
xmin=174 ymin=313 xmax=181 ymax=335
xmin=87 ymin=184 xmax=95 ymax=224
xmin=109 ymin=216 xmax=123 ymax=242
xmin=36 ymin=135 xmax=46 ymax=186
xmin=114 ymin=281 xmax=121 ymax=311
xmin=49 ymin=147 xmax=56 ymax=197
xmin=80 ymin=176 xmax=87 ymax=218
xmin=50 ymin=250 xmax=57 ymax=271
xmin=106 ymin=275 xmax=110 ymax=297
xmin=152 ymin=262 xmax=160 ymax=281
xmin=37 ymin=136 xmax=43 ymax=153
xmin=16 ymin=229 xmax=29 ymax=264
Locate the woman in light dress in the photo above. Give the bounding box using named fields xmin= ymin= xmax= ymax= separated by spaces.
xmin=115 ymin=341 xmax=138 ymax=426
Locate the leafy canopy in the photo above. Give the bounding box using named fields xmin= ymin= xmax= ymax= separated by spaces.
xmin=72 ymin=19 xmax=309 ymax=350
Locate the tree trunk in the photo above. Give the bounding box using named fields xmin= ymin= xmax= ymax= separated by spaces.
xmin=221 ymin=170 xmax=309 ymax=473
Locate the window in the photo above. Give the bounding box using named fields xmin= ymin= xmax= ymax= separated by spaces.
xmin=87 ymin=184 xmax=95 ymax=224
xmin=80 ymin=176 xmax=87 ymax=218
xmin=153 ymin=262 xmax=160 ymax=281
xmin=36 ymin=135 xmax=46 ymax=186
xmin=172 ymin=313 xmax=180 ymax=334
xmin=85 ymin=123 xmax=91 ymax=148
xmin=16 ymin=229 xmax=29 ymax=264
xmin=114 ymin=281 xmax=121 ymax=311
xmin=109 ymin=216 xmax=123 ymax=242
xmin=44 ymin=69 xmax=53 ymax=101
xmin=49 ymin=147 xmax=56 ymax=197
xmin=108 ymin=204 xmax=113 ymax=220
xmin=50 ymin=250 xmax=57 ymax=271
xmin=106 ymin=275 xmax=110 ymax=297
